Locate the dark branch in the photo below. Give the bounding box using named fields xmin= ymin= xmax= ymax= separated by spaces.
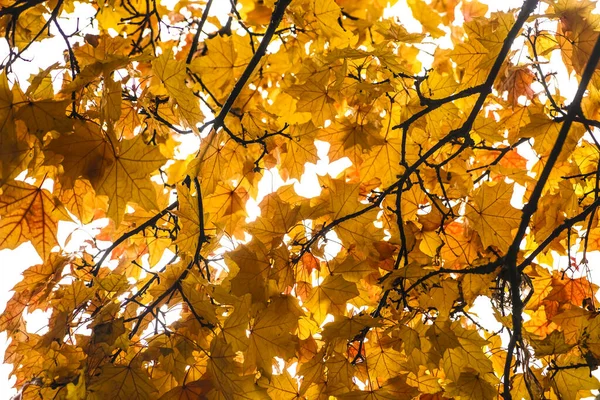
xmin=502 ymin=25 xmax=600 ymax=400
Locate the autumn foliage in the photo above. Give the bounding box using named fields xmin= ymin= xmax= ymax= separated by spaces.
xmin=2 ymin=0 xmax=600 ymax=398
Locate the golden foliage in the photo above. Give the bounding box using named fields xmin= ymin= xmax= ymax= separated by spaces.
xmin=1 ymin=0 xmax=600 ymax=399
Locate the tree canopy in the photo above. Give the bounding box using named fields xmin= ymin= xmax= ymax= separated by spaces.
xmin=2 ymin=0 xmax=600 ymax=398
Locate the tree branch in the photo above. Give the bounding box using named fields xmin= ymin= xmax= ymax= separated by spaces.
xmin=502 ymin=29 xmax=600 ymax=400
xmin=211 ymin=0 xmax=291 ymax=132
xmin=185 ymin=0 xmax=213 ymax=64
xmin=92 ymin=201 xmax=179 ymax=275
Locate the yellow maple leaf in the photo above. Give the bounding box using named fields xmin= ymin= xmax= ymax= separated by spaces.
xmin=189 ymin=35 xmax=253 ymax=101
xmin=153 ymin=51 xmax=204 ymax=131
xmin=312 ymin=0 xmax=352 ymax=40
xmin=0 ymin=180 xmax=71 ymax=259
xmin=407 ymin=0 xmax=446 ymax=38
xmin=305 ymin=275 xmax=358 ymax=324
xmin=245 ymin=296 xmax=303 ymax=376
xmin=466 ymin=181 xmax=521 ymax=252
xmin=47 ymin=120 xmax=114 ymax=189
xmin=226 ymin=239 xmax=272 ymax=303
xmin=286 ymin=70 xmax=338 ymax=127
xmin=551 ymin=355 xmax=600 ymax=400
xmin=444 ymin=370 xmax=498 ymax=400
xmin=95 ymin=134 xmax=166 ymax=224
xmin=88 ymin=364 xmax=158 ymax=399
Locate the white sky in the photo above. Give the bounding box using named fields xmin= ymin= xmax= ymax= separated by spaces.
xmin=1 ymin=0 xmax=594 ymax=397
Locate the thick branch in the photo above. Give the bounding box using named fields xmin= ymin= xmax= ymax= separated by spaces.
xmin=211 ymin=0 xmax=291 ymax=132
xmin=185 ymin=0 xmax=213 ymax=64
xmin=501 ymin=30 xmax=600 ymax=400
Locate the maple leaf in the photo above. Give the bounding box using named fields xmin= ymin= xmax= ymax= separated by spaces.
xmin=188 ymin=131 xmax=252 ymax=196
xmin=305 ymin=275 xmax=359 ymax=324
xmin=0 ymin=181 xmax=71 ymax=259
xmin=286 ymin=70 xmax=338 ymax=127
xmin=318 ymin=116 xmax=385 ymax=165
xmin=247 ymin=191 xmax=303 ymax=247
xmin=530 ymin=330 xmax=574 ymax=357
xmin=226 ymin=239 xmax=272 ymax=303
xmin=278 ymin=122 xmax=319 ymax=181
xmin=0 ymin=80 xmax=43 ymax=183
xmin=312 ymin=0 xmax=351 ymax=40
xmin=261 ymin=371 xmax=302 ymax=399
xmin=158 ymin=380 xmax=212 ymax=400
xmin=203 ymin=181 xmax=249 ymax=238
xmin=0 ymin=254 xmax=68 ymax=334
xmin=518 ymin=109 xmax=584 ymax=159
xmin=189 ymin=34 xmax=253 ymax=101
xmin=245 ymin=296 xmax=303 ymax=376
xmin=58 ymin=179 xmax=106 ymax=224
xmin=551 ymin=355 xmax=600 ymax=400
xmin=173 ymin=187 xmax=203 ymax=258
xmin=14 ymin=97 xmax=72 ymax=139
xmin=408 ymin=0 xmax=446 ymax=38
xmin=466 ymin=181 xmax=521 ymax=252
xmin=208 ymin=336 xmax=269 ymax=400
xmin=89 ymin=364 xmax=159 ymax=399
xmin=46 ymin=120 xmax=115 ymax=189
xmin=444 ymin=370 xmax=498 ymax=400
xmin=153 ymin=51 xmax=204 ymax=131
xmin=101 ymin=75 xmax=122 ymax=122
xmin=442 ymin=346 xmax=494 ymax=383
xmin=553 ymin=0 xmax=600 ymax=75
xmin=338 ymin=376 xmax=419 ymax=399
xmin=318 ymin=177 xmax=384 ymax=248
xmin=94 ymin=134 xmax=166 ymax=224
xmin=498 ymin=65 xmax=536 ymax=107
xmin=451 ymin=12 xmax=513 ymax=89
xmin=0 ymin=73 xmax=12 ymax=132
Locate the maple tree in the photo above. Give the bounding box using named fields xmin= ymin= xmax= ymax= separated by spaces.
xmin=3 ymin=0 xmax=600 ymax=398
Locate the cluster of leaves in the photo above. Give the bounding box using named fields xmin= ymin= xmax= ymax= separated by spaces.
xmin=2 ymin=0 xmax=600 ymax=398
